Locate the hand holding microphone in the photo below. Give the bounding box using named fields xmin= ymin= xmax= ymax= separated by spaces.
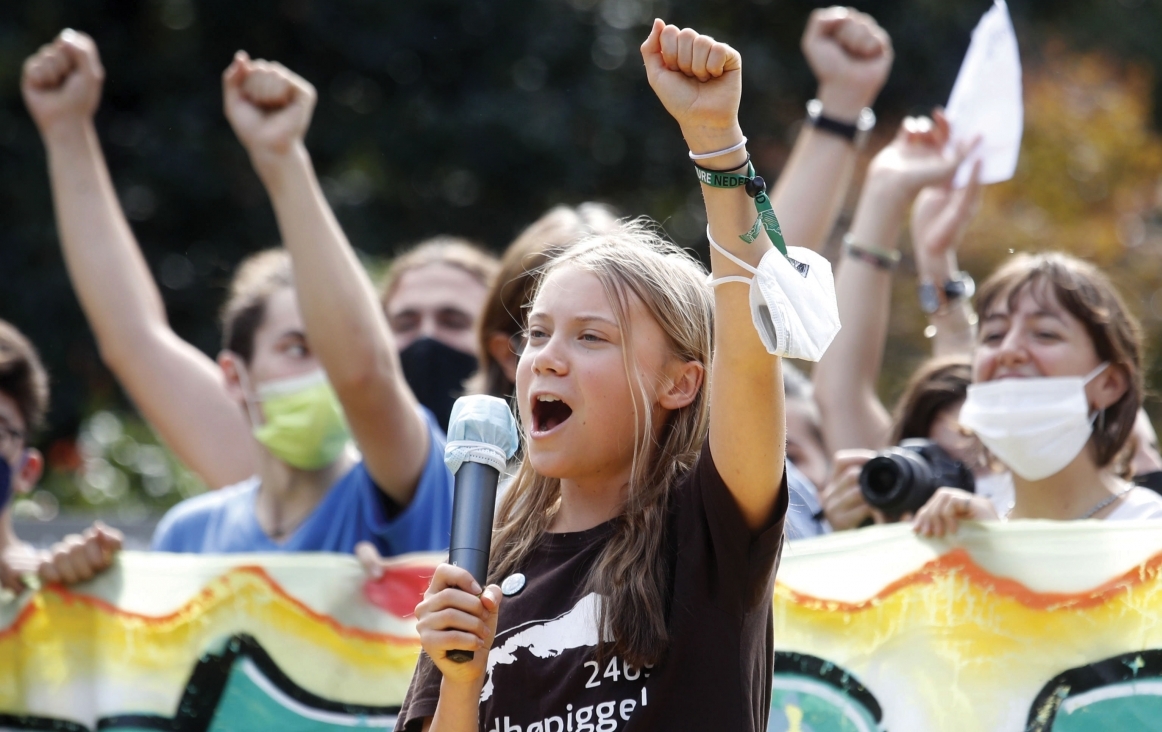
xmin=413 ymin=396 xmax=519 ymax=673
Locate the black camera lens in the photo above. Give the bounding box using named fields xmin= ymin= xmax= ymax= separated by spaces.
xmin=860 ymin=450 xmax=934 ymax=517
xmin=858 ymin=439 xmax=975 ymax=519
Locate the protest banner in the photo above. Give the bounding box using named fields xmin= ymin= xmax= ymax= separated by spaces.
xmin=769 ymin=521 xmax=1162 ymax=731
xmin=5 ymin=522 xmax=1162 ymax=731
xmin=0 ymin=552 xmax=437 ymax=730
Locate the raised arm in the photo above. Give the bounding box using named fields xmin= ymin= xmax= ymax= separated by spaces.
xmin=911 ymin=155 xmax=982 ymax=358
xmin=642 ymin=21 xmax=783 ymax=531
xmin=770 ymin=7 xmax=892 ymax=252
xmin=222 ymin=55 xmax=430 ymax=505
xmin=21 ymin=32 xmax=253 ymax=488
xmin=812 ymin=113 xmax=968 ymax=452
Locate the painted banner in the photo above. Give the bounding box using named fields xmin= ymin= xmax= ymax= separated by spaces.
xmin=0 ymin=552 xmax=439 ymax=730
xmin=769 ymin=520 xmax=1162 ymax=732
xmin=4 ymin=521 xmax=1162 ymax=731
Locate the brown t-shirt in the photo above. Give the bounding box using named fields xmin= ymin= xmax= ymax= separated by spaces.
xmin=396 ymin=443 xmax=789 ymax=732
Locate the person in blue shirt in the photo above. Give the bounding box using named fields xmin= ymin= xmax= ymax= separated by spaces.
xmin=23 ymin=32 xmax=463 ymax=557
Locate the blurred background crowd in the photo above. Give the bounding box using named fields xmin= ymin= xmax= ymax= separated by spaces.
xmin=4 ymin=0 xmax=1162 ymax=544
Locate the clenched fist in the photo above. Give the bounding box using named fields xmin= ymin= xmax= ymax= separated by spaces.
xmin=37 ymin=522 xmax=123 ymax=585
xmin=640 ymin=19 xmax=743 ymax=153
xmin=21 ymin=29 xmax=105 ymax=137
xmin=802 ymin=7 xmax=893 ymax=120
xmin=414 ymin=563 xmax=502 ymax=686
xmin=223 ymin=51 xmax=317 ymax=165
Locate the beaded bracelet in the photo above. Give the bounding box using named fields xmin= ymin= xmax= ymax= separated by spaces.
xmin=842 ymin=234 xmax=900 ymax=271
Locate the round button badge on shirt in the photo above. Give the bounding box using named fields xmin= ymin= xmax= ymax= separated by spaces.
xmin=501 ymin=573 xmax=526 ymax=596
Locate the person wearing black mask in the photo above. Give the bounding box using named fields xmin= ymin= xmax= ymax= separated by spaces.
xmin=379 ymin=238 xmax=499 ymax=432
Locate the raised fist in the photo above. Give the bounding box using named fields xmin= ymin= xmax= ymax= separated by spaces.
xmin=802 ymin=7 xmax=893 ymax=119
xmin=223 ymin=51 xmax=317 ymax=161
xmin=641 ymin=19 xmax=742 ymax=150
xmin=21 ymin=30 xmax=105 ymax=136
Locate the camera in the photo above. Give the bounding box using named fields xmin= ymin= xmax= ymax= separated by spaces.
xmin=859 ymin=439 xmax=975 ymax=518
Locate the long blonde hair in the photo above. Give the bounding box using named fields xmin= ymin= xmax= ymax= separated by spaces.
xmin=472 ymin=203 xmax=620 ymax=400
xmin=489 ymin=219 xmax=713 ymax=667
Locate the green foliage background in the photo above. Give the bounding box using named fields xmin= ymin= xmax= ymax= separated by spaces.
xmin=2 ymin=0 xmax=1162 ymax=512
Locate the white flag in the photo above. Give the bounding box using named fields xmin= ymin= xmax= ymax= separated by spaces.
xmin=945 ymin=0 xmax=1024 ymax=188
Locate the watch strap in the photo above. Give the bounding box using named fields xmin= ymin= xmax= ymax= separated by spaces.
xmin=919 ymin=272 xmax=975 ymax=315
xmin=806 ymin=99 xmax=875 ymax=148
xmin=809 ymin=113 xmax=859 ymax=142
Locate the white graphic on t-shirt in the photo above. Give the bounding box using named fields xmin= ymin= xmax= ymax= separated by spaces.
xmin=481 ymin=592 xmax=606 ymax=702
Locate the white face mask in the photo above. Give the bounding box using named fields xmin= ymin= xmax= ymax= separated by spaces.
xmin=958 ymin=363 xmax=1109 ymax=481
xmin=706 ymin=229 xmax=841 ymax=362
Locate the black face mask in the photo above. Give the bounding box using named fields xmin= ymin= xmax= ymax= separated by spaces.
xmin=0 ymin=457 xmax=11 ymax=514
xmin=1134 ymin=470 xmax=1162 ymax=496
xmin=399 ymin=337 xmax=478 ymax=433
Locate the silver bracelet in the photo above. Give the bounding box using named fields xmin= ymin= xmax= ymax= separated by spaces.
xmin=688 ymin=136 xmax=748 ymax=161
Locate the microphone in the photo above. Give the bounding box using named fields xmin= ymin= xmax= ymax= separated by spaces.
xmin=443 ymin=395 xmax=520 ymax=663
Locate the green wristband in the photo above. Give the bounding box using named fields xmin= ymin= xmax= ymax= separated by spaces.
xmin=694 ymin=162 xmax=754 ymax=188
xmin=693 ymin=161 xmax=788 ymax=257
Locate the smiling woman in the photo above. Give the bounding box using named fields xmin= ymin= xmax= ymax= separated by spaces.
xmin=913 ymin=252 xmax=1162 ymax=536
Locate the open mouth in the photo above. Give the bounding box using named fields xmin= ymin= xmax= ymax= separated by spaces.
xmin=532 ymin=395 xmax=573 ymax=434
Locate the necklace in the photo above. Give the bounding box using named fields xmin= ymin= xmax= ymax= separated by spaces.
xmin=1077 ymin=485 xmax=1136 ymax=520
xmin=1004 ymin=485 xmax=1137 ymax=520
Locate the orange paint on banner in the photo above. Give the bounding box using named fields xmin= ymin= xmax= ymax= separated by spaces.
xmin=778 ymin=547 xmax=1162 ymax=612
xmin=25 ymin=564 xmax=421 ymax=644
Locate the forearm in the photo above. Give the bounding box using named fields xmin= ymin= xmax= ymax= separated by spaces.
xmin=813 ymin=180 xmax=904 ymax=451
xmin=255 ymin=145 xmax=403 ymax=394
xmin=770 ymin=85 xmax=875 ymax=253
xmin=694 ymin=125 xmax=785 ymax=530
xmin=41 ymin=121 xmax=256 ymax=487
xmin=254 ymin=144 xmax=428 ymax=502
xmin=917 ymin=250 xmax=975 ymax=358
xmin=0 ymin=515 xmax=24 ymax=555
xmin=769 ymin=126 xmax=857 ymax=253
xmin=429 ymin=678 xmax=484 ymax=732
xmin=42 ymin=121 xmax=168 ymax=364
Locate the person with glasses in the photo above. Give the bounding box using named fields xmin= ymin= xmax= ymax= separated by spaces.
xmin=0 ymin=319 xmax=122 ymax=591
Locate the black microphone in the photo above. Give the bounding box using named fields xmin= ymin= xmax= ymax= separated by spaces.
xmin=443 ymin=395 xmax=519 ymax=663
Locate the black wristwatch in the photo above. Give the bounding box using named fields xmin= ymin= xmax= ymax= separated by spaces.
xmin=806 ymin=99 xmax=876 ymax=149
xmin=919 ymin=272 xmax=976 ymax=315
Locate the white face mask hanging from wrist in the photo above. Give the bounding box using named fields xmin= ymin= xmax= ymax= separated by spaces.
xmin=958 ymin=362 xmax=1110 ymax=481
xmin=705 ymin=228 xmax=841 ymax=362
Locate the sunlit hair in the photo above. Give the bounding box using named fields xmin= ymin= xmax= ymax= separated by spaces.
xmin=379 ymin=236 xmax=499 ymax=310
xmin=471 ymin=203 xmax=619 ymax=400
xmin=974 ymin=252 xmax=1142 ymax=468
xmin=489 ymin=218 xmax=713 ymax=668
xmin=220 ymin=249 xmax=294 ymax=364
